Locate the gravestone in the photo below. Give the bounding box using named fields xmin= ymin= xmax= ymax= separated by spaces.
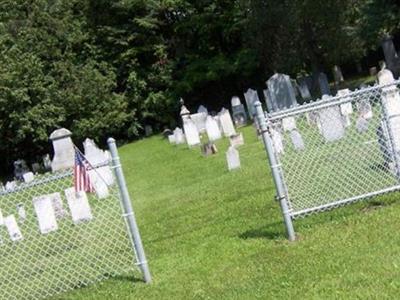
xmin=31 ymin=163 xmax=41 ymax=174
xmin=370 ymin=67 xmax=378 ymax=76
xmin=84 ymin=138 xmax=114 ymax=186
xmin=267 ymin=73 xmax=298 ymax=112
xmin=43 ymin=154 xmax=52 ymax=171
xmin=144 ymin=125 xmax=153 ymax=137
xmin=197 ymin=105 xmax=208 ymax=114
xmin=290 ymin=130 xmax=305 ymax=151
xmin=33 ymin=195 xmax=58 ymax=234
xmin=357 ymin=99 xmax=373 ymax=119
xmin=231 ymin=96 xmax=247 ymax=126
xmin=205 ymin=115 xmax=222 ymax=141
xmin=173 ymin=127 xmax=185 ymax=144
xmin=356 ymin=116 xmax=369 ymax=133
xmin=4 ymin=215 xmax=23 ymax=241
xmin=282 ymin=117 xmax=297 ymax=132
xmin=5 ymin=181 xmax=16 ymax=191
xmin=244 ymin=88 xmax=260 ymax=119
xmin=297 ymin=78 xmax=312 ymax=100
xmin=14 ymin=159 xmax=29 ymax=181
xmin=219 ymin=108 xmax=236 ymax=137
xmin=65 ymin=187 xmax=93 ymax=224
xmin=318 ymin=101 xmax=345 ymax=142
xmin=298 ymin=76 xmax=313 ymax=93
xmin=263 ymin=89 xmax=276 ymax=112
xmin=183 ymin=118 xmax=201 ymax=147
xmin=190 ymin=112 xmax=208 ymax=133
xmin=333 ymin=65 xmax=344 ymax=85
xmin=229 ymin=133 xmax=244 ymax=148
xmin=378 ymin=69 xmax=400 ymax=172
xmin=337 ymin=89 xmax=353 ymax=127
xmin=50 ymin=128 xmax=75 ymax=172
xmin=381 ymin=35 xmax=400 ymax=77
xmin=46 ymin=192 xmax=67 ymax=219
xmin=318 ymin=72 xmax=331 ymax=95
xmin=226 ymin=146 xmax=240 ymax=171
xmin=168 ymin=134 xmax=176 ymax=144
xmin=22 ymin=172 xmax=34 ymax=183
xmin=270 ymin=127 xmax=284 ymax=155
xmin=290 ymin=79 xmax=301 ymax=99
xmin=16 ymin=204 xmax=26 ymax=223
xmin=201 ymin=142 xmax=218 ymax=156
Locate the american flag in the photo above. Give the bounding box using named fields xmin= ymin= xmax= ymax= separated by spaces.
xmin=74 ymin=148 xmax=94 ymax=193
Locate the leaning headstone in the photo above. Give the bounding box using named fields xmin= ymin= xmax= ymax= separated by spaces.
xmin=229 ymin=133 xmax=244 ymax=148
xmin=318 ymin=72 xmax=331 ymax=95
xmin=297 ymin=78 xmax=312 ymax=100
xmin=381 ymin=35 xmax=400 ymax=77
xmin=267 ymin=73 xmax=298 ymax=112
xmin=33 ymin=195 xmax=58 ymax=234
xmin=282 ymin=117 xmax=297 ymax=132
xmin=290 ymin=130 xmax=305 ymax=151
xmin=319 ymin=102 xmax=345 ymax=142
xmin=22 ymin=172 xmax=34 ymax=183
xmin=197 ymin=105 xmax=208 ymax=114
xmin=244 ymin=88 xmax=260 ymax=118
xmin=173 ymin=127 xmax=185 ymax=144
xmin=84 ymin=138 xmax=114 ymax=186
xmin=205 ymin=115 xmax=222 ymax=141
xmin=50 ymin=128 xmax=75 ymax=172
xmin=4 ymin=215 xmax=23 ymax=241
xmin=183 ymin=118 xmax=201 ymax=147
xmin=231 ymin=96 xmax=247 ymax=126
xmin=219 ymin=108 xmax=236 ymax=137
xmin=333 ymin=65 xmax=344 ymax=85
xmin=226 ymin=146 xmax=240 ymax=171
xmin=65 ymin=187 xmax=93 ymax=224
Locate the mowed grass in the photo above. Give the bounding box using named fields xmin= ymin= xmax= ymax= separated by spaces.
xmin=54 ymin=125 xmax=400 ymax=299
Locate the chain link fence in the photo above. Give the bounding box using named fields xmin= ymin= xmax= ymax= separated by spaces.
xmin=256 ymin=79 xmax=400 ymax=240
xmin=0 ymin=141 xmax=147 ymax=299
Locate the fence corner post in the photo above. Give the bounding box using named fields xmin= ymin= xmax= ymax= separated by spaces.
xmin=107 ymin=137 xmax=152 ymax=283
xmin=254 ymin=102 xmax=296 ymax=241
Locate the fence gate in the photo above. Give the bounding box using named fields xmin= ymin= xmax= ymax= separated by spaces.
xmin=0 ymin=138 xmax=150 ymax=299
xmin=255 ymin=77 xmax=400 ymax=241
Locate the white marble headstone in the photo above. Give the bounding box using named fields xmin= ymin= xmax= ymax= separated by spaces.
xmin=173 ymin=127 xmax=185 ymax=144
xmin=5 ymin=181 xmax=17 ymax=191
xmin=226 ymin=146 xmax=240 ymax=171
xmin=190 ymin=112 xmax=207 ymax=133
xmin=271 ymin=128 xmax=284 ymax=155
xmin=50 ymin=128 xmax=75 ymax=172
xmin=319 ymin=105 xmax=345 ymax=142
xmin=48 ymin=192 xmax=67 ymax=219
xmin=17 ymin=204 xmax=26 ymax=222
xmin=282 ymin=117 xmax=297 ymax=131
xmin=290 ymin=130 xmax=305 ymax=150
xmin=4 ymin=215 xmax=23 ymax=241
xmin=219 ymin=108 xmax=236 ymax=137
xmin=183 ymin=118 xmax=201 ymax=147
xmin=33 ymin=195 xmax=58 ymax=234
xmin=168 ymin=134 xmax=176 ymax=144
xmin=22 ymin=172 xmax=35 ymax=183
xmin=205 ymin=115 xmax=222 ymax=141
xmin=65 ymin=187 xmax=93 ymax=224
xmin=197 ymin=105 xmax=208 ymax=114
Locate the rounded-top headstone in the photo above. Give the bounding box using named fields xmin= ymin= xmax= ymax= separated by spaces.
xmin=197 ymin=105 xmax=208 ymax=114
xmin=231 ymin=96 xmax=241 ymax=107
xmin=49 ymin=128 xmax=72 ymax=141
xmin=378 ymin=69 xmax=395 ymax=84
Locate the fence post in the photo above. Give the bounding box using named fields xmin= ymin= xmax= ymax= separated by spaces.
xmin=107 ymin=138 xmax=152 ymax=283
xmin=254 ymin=101 xmax=296 ymax=241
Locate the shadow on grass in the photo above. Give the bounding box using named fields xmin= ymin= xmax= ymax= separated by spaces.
xmin=239 ymin=221 xmax=286 ymax=240
xmin=110 ymin=275 xmax=144 ymax=284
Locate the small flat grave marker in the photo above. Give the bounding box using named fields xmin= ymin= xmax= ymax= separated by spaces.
xmin=226 ymin=146 xmax=240 ymax=171
xmin=4 ymin=215 xmax=23 ymax=241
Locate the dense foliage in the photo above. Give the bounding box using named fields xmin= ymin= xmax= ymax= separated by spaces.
xmin=0 ymin=0 xmax=399 ymax=174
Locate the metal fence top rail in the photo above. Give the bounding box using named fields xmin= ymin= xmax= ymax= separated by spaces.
xmin=266 ymin=79 xmax=400 ymax=121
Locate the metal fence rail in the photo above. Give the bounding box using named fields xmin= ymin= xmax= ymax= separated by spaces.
xmin=256 ymin=78 xmax=400 ymax=240
xmin=0 ymin=139 xmax=150 ymax=299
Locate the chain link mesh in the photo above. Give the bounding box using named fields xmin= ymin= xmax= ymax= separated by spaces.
xmin=267 ymin=81 xmax=400 ymax=218
xmin=0 ymin=163 xmax=136 ymax=299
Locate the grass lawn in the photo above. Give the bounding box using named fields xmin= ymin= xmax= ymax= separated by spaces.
xmin=48 ymin=124 xmax=400 ymax=299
